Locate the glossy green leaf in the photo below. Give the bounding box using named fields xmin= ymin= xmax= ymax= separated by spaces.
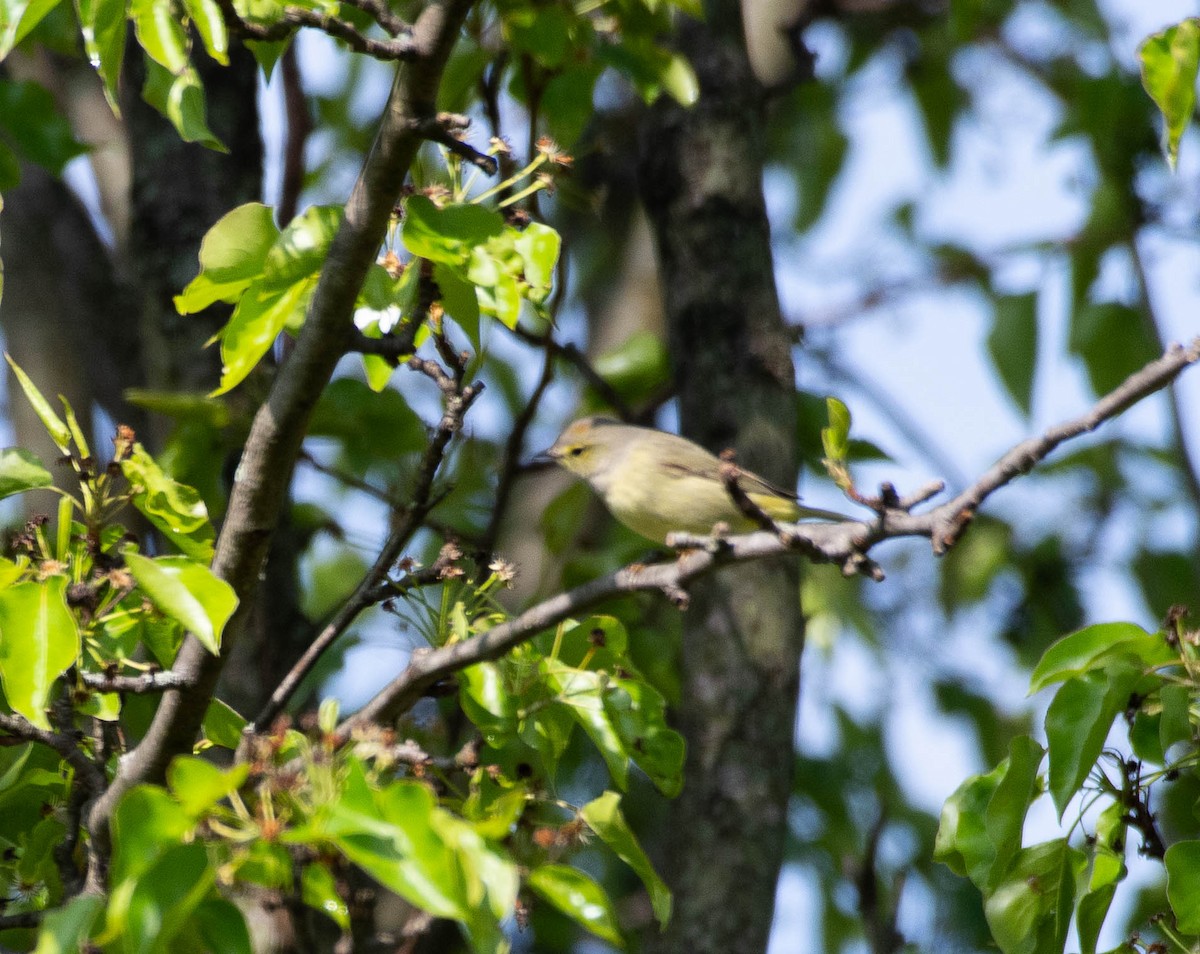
xmin=984 ymin=839 xmax=1084 ymax=954
xmin=603 ymin=677 xmax=685 ymax=797
xmin=121 ymin=445 xmax=216 ymax=560
xmin=182 ymin=0 xmax=228 ymax=64
xmin=581 ymin=791 xmax=671 ymax=928
xmin=75 ymin=0 xmax=126 ymax=108
xmin=116 ymin=841 xmax=214 ymax=952
xmin=0 ymin=577 xmax=77 ymax=730
xmin=1045 ymin=666 xmax=1138 ymax=818
xmin=934 ymin=736 xmax=1043 ymax=888
xmin=175 ymin=203 xmax=280 ymax=313
xmin=261 ymin=204 xmax=342 ymax=290
xmin=434 ymin=262 xmax=480 ymax=351
xmin=124 ymin=551 xmax=237 ymax=655
xmin=0 ymin=0 xmax=62 ymax=58
xmin=142 ymin=57 xmax=227 ymax=152
xmin=213 ymin=275 xmax=315 ymax=395
xmin=1030 ymin=621 xmax=1169 ymax=693
xmin=988 ymin=292 xmax=1038 ymax=417
xmin=32 ymin=893 xmax=103 ymax=954
xmin=1139 ymin=19 xmax=1200 ymax=168
xmin=545 ymin=662 xmax=629 ymax=789
xmin=1165 ymin=840 xmax=1200 ymax=932
xmin=130 ymin=0 xmax=188 ymax=71
xmin=402 ymin=195 xmax=504 ymax=266
xmin=6 ymin=354 xmax=71 ymax=450
xmin=529 ymin=864 xmax=624 ymax=946
xmin=0 ymin=447 xmax=51 ymax=499
xmin=302 ymin=863 xmax=349 ymax=930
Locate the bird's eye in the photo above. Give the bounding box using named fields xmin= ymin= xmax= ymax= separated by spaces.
xmin=569 ymin=446 xmax=585 ymax=457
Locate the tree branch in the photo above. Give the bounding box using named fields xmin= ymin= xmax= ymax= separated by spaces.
xmin=336 ymin=337 xmax=1200 ymax=735
xmin=214 ymin=0 xmax=418 ymax=60
xmin=79 ymin=670 xmax=191 ymax=694
xmin=88 ymin=0 xmax=479 ymax=848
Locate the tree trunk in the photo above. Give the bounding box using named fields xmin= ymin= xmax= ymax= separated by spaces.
xmin=638 ymin=6 xmax=803 ymax=953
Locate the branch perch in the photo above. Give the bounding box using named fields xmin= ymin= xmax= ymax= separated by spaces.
xmin=336 ymin=337 xmax=1200 ymax=734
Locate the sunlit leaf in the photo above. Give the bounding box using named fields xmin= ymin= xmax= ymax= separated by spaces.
xmin=1139 ymin=18 xmax=1200 ymax=168
xmin=581 ymin=791 xmax=671 ymax=928
xmin=0 ymin=447 xmax=52 ymax=499
xmin=124 ymin=551 xmax=237 ymax=655
xmin=0 ymin=577 xmax=77 ymax=729
xmin=529 ymin=864 xmax=624 ymax=946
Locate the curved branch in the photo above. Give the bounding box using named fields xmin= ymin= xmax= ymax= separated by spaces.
xmin=88 ymin=0 xmax=479 ymax=847
xmin=337 ymin=336 xmax=1200 ymax=735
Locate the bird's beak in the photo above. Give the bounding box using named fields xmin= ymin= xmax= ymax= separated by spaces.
xmin=529 ymin=445 xmax=559 ymax=467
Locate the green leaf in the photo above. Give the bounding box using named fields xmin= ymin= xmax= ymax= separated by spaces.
xmin=1030 ymin=621 xmax=1170 ymax=693
xmin=142 ymin=57 xmax=227 ymax=152
xmin=201 ymin=698 xmax=247 ymax=749
xmin=0 ymin=0 xmax=63 ymax=58
xmin=934 ymin=736 xmax=1044 ymax=888
xmin=984 ymin=839 xmax=1085 ymax=954
xmin=121 ymin=445 xmax=216 ymax=560
xmin=1159 ymin=682 xmax=1192 ymax=754
xmin=0 ymin=577 xmax=77 ymax=730
xmin=1045 ymin=666 xmax=1139 ymax=818
xmin=0 ymin=79 xmax=87 ymax=174
xmin=6 ymin=354 xmax=71 ymax=451
xmin=603 ymin=677 xmax=685 ymax=797
xmin=74 ymin=0 xmax=126 ymax=108
xmin=0 ymin=447 xmax=51 ymax=499
xmin=213 ymin=275 xmax=315 ymax=395
xmin=988 ymin=292 xmax=1038 ymax=417
xmin=529 ymin=864 xmax=624 ymax=946
xmin=513 ymin=222 xmax=561 ymax=297
xmin=1077 ymin=800 xmax=1127 ymax=954
xmin=261 ymin=205 xmax=342 ymax=290
xmin=130 ymin=0 xmax=188 ymax=71
xmin=581 ymin=791 xmax=671 ymax=928
xmin=302 ymin=863 xmax=350 ymax=930
xmin=175 ymin=203 xmax=280 ymax=313
xmin=167 ymin=756 xmax=248 ymax=817
xmin=1165 ymin=840 xmax=1200 ymax=932
xmin=1139 ymin=19 xmax=1200 ymax=168
xmin=402 ymin=195 xmax=505 ymax=266
xmin=117 ymin=841 xmax=215 ymax=951
xmin=434 ymin=262 xmax=481 ymax=351
xmin=32 ymin=892 xmax=103 ymax=954
xmin=544 ymin=662 xmax=629 ymax=789
xmin=194 ymin=898 xmax=252 ymax=954
xmin=182 ymin=0 xmax=228 ymax=65
xmin=822 ymin=396 xmax=851 ymax=462
xmin=124 ymin=551 xmax=238 ymax=655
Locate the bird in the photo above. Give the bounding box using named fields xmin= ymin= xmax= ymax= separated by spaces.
xmin=541 ymin=416 xmax=846 ymax=544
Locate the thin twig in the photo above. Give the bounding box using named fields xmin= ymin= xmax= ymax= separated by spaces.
xmin=718 ymin=451 xmax=786 ymax=535
xmin=340 ymin=0 xmax=409 ymax=35
xmin=336 ymin=338 xmax=1200 ymax=734
xmin=245 ymin=359 xmax=484 ymax=736
xmin=278 ymin=45 xmax=312 ymax=227
xmin=508 ymin=325 xmax=634 ymax=419
xmin=214 ymin=0 xmax=418 ymax=60
xmin=416 ymin=114 xmax=499 ymax=175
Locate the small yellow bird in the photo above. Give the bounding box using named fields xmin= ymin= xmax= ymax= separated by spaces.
xmin=542 ymin=416 xmax=846 ymax=544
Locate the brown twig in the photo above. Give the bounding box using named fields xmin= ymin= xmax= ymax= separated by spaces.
xmin=277 ymin=45 xmax=312 ymax=227
xmin=79 ymin=670 xmax=191 ymax=694
xmin=340 ymin=0 xmax=409 ymax=35
xmin=416 ymin=114 xmax=499 ymax=175
xmin=335 ymin=337 xmax=1200 ymax=734
xmin=718 ymin=450 xmax=786 ymax=535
